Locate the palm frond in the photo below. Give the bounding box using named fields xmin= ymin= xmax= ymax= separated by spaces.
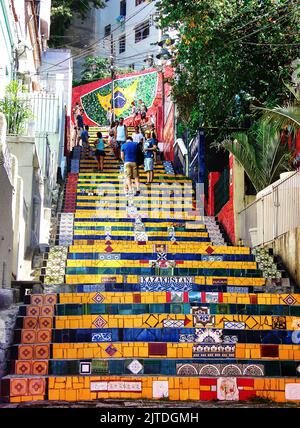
xmin=251 ymin=105 xmax=300 ymax=131
xmin=216 ymin=135 xmax=264 ymax=192
xmin=283 ymin=81 xmax=300 ymax=103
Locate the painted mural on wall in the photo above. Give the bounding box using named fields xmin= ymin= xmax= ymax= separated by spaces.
xmin=75 ymin=71 xmax=159 ymax=126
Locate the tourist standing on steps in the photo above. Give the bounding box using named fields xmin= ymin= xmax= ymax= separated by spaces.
xmin=121 ymin=136 xmax=141 ymax=197
xmin=94 ymin=131 xmax=105 ymax=172
xmin=81 ymin=125 xmax=90 ymax=157
xmin=106 ymin=107 xmax=112 ymax=127
xmin=131 ymin=101 xmax=138 ymax=126
xmin=132 ymin=126 xmax=144 ymax=144
xmin=76 ymin=109 xmax=84 ymax=145
xmin=143 ymin=130 xmax=157 ymax=185
xmin=114 ymin=117 xmax=128 ymax=160
xmin=73 ymin=101 xmax=81 ymax=123
xmin=151 ymin=124 xmax=158 ymax=163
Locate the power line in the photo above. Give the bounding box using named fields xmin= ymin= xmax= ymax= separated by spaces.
xmin=226 ymin=0 xmax=294 ymax=36
xmin=39 ymin=1 xmax=154 ymax=74
xmin=228 ymin=10 xmax=294 ymax=45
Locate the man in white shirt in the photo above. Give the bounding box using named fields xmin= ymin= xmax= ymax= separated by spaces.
xmin=114 ymin=117 xmax=128 ymax=160
xmin=132 ymin=126 xmax=144 ymax=143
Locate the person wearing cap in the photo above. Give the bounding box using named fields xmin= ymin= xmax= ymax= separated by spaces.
xmin=143 ymin=130 xmax=157 ymax=185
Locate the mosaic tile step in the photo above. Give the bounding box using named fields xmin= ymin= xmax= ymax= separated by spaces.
xmin=3 ymin=375 xmax=300 ymax=403
xmin=9 ymin=358 xmax=300 ymax=377
xmin=9 ymin=341 xmax=300 ymax=364
xmin=17 ymin=313 xmax=299 ymax=330
xmin=11 ymin=326 xmax=300 ymax=346
xmin=51 ymin=292 xmax=300 ymax=305
xmin=17 ymin=301 xmax=300 ymax=317
xmin=68 ymin=243 xmax=250 ymax=253
xmin=3 ymin=149 xmax=300 ymax=405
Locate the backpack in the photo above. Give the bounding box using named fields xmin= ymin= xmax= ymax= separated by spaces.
xmin=136 ymin=142 xmax=144 ymax=166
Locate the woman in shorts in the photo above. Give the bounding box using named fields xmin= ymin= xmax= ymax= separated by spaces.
xmin=94 ymin=131 xmax=105 ymax=172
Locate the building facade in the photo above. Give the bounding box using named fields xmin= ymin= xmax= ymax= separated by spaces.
xmin=71 ymin=0 xmax=160 ymax=79
xmin=0 ymin=1 xmax=73 ymax=288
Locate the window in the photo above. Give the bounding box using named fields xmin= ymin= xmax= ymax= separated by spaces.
xmin=119 ymin=35 xmax=126 ymax=54
xmin=120 ymin=0 xmax=126 ymax=16
xmin=135 ymin=20 xmax=150 ymax=43
xmin=136 ymin=0 xmax=145 ymax=5
xmin=104 ymin=24 xmax=111 ymax=37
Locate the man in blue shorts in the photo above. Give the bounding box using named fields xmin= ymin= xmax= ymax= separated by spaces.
xmin=121 ymin=137 xmax=141 ymax=197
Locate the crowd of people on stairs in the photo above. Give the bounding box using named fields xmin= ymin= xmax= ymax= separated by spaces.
xmin=72 ymin=99 xmax=160 ymax=197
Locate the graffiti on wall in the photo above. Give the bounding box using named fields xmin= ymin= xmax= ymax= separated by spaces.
xmin=79 ymin=71 xmax=158 ymax=125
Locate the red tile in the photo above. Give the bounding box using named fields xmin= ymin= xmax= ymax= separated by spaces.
xmin=44 ymin=294 xmax=57 ymax=305
xmin=133 ymin=293 xmax=141 ymax=303
xmin=40 ymin=305 xmax=54 ymax=317
xmin=205 ymin=246 xmax=214 ymax=254
xmin=32 ymin=360 xmax=48 ymax=375
xmin=37 ymin=329 xmax=52 ymax=343
xmin=250 ymin=294 xmax=258 ymax=304
xmin=26 ymin=306 xmax=40 ymax=317
xmin=218 ymin=292 xmax=223 ymax=302
xmin=23 ymin=317 xmax=38 ymax=330
xmin=19 ymin=345 xmax=34 ymax=360
xmin=34 ymin=345 xmax=50 ymax=359
xmin=10 ymin=379 xmax=28 ymax=397
xmin=239 ymin=390 xmax=256 ymax=401
xmin=200 ymin=391 xmax=217 ymax=400
xmin=38 ymin=317 xmax=53 ymax=329
xmin=31 ymin=295 xmax=43 ymax=306
xmin=166 ymin=292 xmax=171 ymax=302
xmin=21 ymin=330 xmax=36 ymax=344
xmin=237 ymin=378 xmax=254 ymax=387
xmin=148 ymin=343 xmax=167 ymax=356
xmin=28 ymin=378 xmax=45 ymax=396
xmin=183 ymin=292 xmax=189 ymax=303
xmin=15 ymin=360 xmax=31 ymax=375
xmin=261 ymin=345 xmax=279 ymax=358
xmin=199 ymin=378 xmax=217 ymax=386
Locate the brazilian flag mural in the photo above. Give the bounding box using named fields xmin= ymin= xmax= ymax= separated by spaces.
xmin=81 ymin=71 xmax=158 ymax=125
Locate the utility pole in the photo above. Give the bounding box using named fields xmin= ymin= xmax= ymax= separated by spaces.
xmin=110 ymin=33 xmax=115 ymax=123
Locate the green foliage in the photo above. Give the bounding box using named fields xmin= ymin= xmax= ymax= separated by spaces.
xmin=79 ymin=56 xmax=133 ymax=85
xmin=0 ymin=81 xmax=33 ymax=135
xmin=156 ymin=0 xmax=300 ymax=136
xmin=252 ymin=80 xmax=300 ymax=132
xmin=212 ymin=121 xmax=293 ymax=192
xmin=49 ymin=0 xmax=105 ymax=47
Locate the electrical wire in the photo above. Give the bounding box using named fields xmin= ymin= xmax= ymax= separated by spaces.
xmin=226 ymin=0 xmax=294 ymax=36
xmin=39 ymin=1 xmax=154 ymax=74
xmin=228 ymin=10 xmax=294 ymax=45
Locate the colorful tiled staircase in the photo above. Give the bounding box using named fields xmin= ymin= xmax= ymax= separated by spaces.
xmin=1 ymin=139 xmax=300 ymax=404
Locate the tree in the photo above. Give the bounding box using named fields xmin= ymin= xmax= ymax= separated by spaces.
xmin=156 ymin=0 xmax=300 ymax=136
xmin=252 ymin=82 xmax=300 ymax=133
xmin=0 ymin=81 xmax=33 ymax=135
xmin=211 ymin=121 xmax=293 ymax=193
xmin=77 ymin=56 xmax=132 ymax=85
xmin=49 ymin=0 xmax=106 ymax=47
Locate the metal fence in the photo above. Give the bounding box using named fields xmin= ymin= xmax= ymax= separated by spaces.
xmin=238 ymin=169 xmax=300 ymax=246
xmin=20 ymin=92 xmax=60 ymax=135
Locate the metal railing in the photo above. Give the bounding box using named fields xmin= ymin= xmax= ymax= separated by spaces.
xmin=238 ymin=169 xmax=300 ymax=246
xmin=174 ymin=138 xmax=188 ymax=175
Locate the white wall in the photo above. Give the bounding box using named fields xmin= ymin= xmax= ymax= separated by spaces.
xmin=0 ymin=0 xmax=17 ymax=97
xmin=94 ymin=0 xmax=160 ymax=69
